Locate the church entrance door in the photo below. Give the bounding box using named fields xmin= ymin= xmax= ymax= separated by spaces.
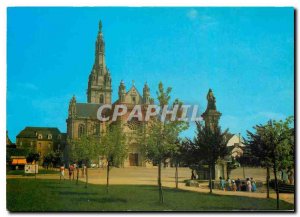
xmin=129 ymin=153 xmax=138 ymax=166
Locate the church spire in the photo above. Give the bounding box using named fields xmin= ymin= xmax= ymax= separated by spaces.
xmin=87 ymin=21 xmax=112 ymax=104
xmin=95 ymin=20 xmax=106 ymax=69
xmin=99 ymin=20 xmax=102 ymax=33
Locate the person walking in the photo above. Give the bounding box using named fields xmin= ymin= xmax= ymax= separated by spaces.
xmin=59 ymin=165 xmax=65 ymax=181
xmin=221 ymin=178 xmax=226 ymax=191
xmin=227 ymin=177 xmax=231 ymax=191
xmin=219 ymin=177 xmax=225 ymax=191
xmin=251 ymin=177 xmax=257 ymax=192
xmin=236 ymin=178 xmax=241 ymax=191
xmin=69 ymin=164 xmax=74 ymax=180
xmin=232 ymin=180 xmax=237 ymax=191
xmin=246 ymin=178 xmax=252 ymax=192
xmin=72 ymin=164 xmax=76 ymax=180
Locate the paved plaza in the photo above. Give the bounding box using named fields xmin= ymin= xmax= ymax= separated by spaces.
xmin=7 ymin=167 xmax=294 ymax=204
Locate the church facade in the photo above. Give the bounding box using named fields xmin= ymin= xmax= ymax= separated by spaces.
xmin=66 ymin=21 xmax=152 ymax=167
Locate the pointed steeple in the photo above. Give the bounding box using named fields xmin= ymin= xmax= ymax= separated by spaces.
xmin=118 ymin=80 xmax=126 ymax=103
xmin=87 ymin=21 xmax=112 ymax=104
xmin=68 ymin=95 xmax=77 ymax=118
xmin=95 ymin=20 xmax=106 ymax=69
xmin=99 ymin=20 xmax=102 ymax=33
xmin=143 ymin=82 xmax=150 ymax=104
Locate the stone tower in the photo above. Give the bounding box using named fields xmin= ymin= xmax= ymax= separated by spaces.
xmin=68 ymin=95 xmax=77 ymax=118
xmin=118 ymin=80 xmax=126 ymax=103
xmin=87 ymin=21 xmax=112 ymax=104
xmin=201 ymin=89 xmax=221 ymax=130
xmin=142 ymin=82 xmax=150 ymax=104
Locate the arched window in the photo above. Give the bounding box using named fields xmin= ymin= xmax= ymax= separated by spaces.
xmin=132 ymin=96 xmax=136 ymax=104
xmin=100 ymin=94 xmax=104 ymax=103
xmin=78 ymin=124 xmax=85 ymax=137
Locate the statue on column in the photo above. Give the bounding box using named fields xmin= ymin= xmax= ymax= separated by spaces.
xmin=207 ymin=88 xmax=216 ymax=110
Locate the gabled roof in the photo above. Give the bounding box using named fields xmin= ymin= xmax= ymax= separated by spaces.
xmin=17 ymin=127 xmax=61 ymax=138
xmin=226 ymin=134 xmax=245 ymax=147
xmin=126 ymin=85 xmax=142 ymax=98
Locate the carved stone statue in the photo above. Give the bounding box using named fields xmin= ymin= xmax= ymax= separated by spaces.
xmin=207 ymin=88 xmax=216 ymax=110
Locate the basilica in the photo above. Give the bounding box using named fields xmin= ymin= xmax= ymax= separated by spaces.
xmin=66 ymin=21 xmax=152 ymax=167
xmin=15 ymin=21 xmax=244 ymax=175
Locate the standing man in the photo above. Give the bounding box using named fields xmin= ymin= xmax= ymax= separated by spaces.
xmin=60 ymin=164 xmax=65 ymax=182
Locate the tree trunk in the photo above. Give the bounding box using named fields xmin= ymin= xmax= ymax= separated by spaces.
xmin=76 ymin=167 xmax=79 ymax=185
xmin=273 ymin=165 xmax=280 ymax=210
xmin=158 ymin=161 xmax=164 ymax=203
xmin=209 ymin=164 xmax=213 ymax=194
xmin=266 ymin=167 xmax=270 ymax=199
xmin=243 ymin=166 xmax=245 ymax=179
xmin=85 ymin=166 xmax=88 ymax=188
xmin=175 ymin=162 xmax=178 ymax=189
xmin=35 ymin=161 xmax=37 ymax=180
xmin=106 ymin=162 xmax=110 ymax=194
xmin=60 ymin=167 xmax=62 ymax=183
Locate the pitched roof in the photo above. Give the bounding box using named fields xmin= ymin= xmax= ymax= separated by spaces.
xmin=16 ymin=127 xmax=61 ymax=138
xmin=6 ymin=131 xmax=12 ymax=145
xmin=126 ymin=85 xmax=142 ymax=97
xmin=75 ymin=103 xmax=102 ymax=119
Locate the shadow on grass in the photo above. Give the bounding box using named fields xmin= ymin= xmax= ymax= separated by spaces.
xmin=56 ymin=191 xmax=98 ymax=196
xmin=77 ymin=197 xmax=127 ymax=203
xmin=45 ymin=185 xmax=72 ymax=189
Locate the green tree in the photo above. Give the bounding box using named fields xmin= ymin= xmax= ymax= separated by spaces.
xmin=171 ymin=139 xmax=182 ymax=189
xmin=43 ymin=151 xmax=63 ymax=169
xmin=43 ymin=152 xmax=54 ymax=169
xmin=189 ymin=121 xmax=229 ymax=193
xmin=171 ymin=139 xmax=191 ymax=189
xmin=246 ymin=116 xmax=294 ymax=210
xmin=98 ymin=122 xmax=127 ymax=193
xmin=140 ymin=82 xmax=188 ymax=203
xmin=52 ymin=150 xmax=63 ymax=168
xmin=69 ymin=136 xmax=98 ymax=186
xmin=26 ymin=152 xmax=40 ymax=179
xmin=178 ymin=137 xmax=200 ymax=180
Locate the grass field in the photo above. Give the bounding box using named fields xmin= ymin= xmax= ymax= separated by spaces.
xmin=7 ymin=178 xmax=294 ymax=211
xmin=7 ymin=169 xmax=58 ymax=175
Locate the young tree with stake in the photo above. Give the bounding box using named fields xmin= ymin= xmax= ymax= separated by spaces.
xmin=140 ymin=82 xmax=188 ymax=203
xmin=98 ymin=122 xmax=127 ymax=194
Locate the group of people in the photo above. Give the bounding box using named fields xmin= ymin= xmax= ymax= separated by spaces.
xmin=59 ymin=164 xmax=87 ymax=181
xmin=219 ymin=177 xmax=257 ymax=192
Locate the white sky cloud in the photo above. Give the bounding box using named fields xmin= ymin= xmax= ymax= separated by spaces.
xmin=16 ymin=82 xmax=39 ymax=91
xmin=187 ymin=9 xmax=198 ymax=20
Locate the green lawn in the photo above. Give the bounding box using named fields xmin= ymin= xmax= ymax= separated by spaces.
xmin=7 ymin=178 xmax=294 ymax=211
xmin=7 ymin=169 xmax=59 ymax=175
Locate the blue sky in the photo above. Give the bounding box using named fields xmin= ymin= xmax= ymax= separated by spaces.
xmin=7 ymin=7 xmax=294 ymax=142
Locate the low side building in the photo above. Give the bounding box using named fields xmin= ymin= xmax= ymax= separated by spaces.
xmin=16 ymin=127 xmax=66 ymax=163
xmin=226 ymin=134 xmax=245 ymax=158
